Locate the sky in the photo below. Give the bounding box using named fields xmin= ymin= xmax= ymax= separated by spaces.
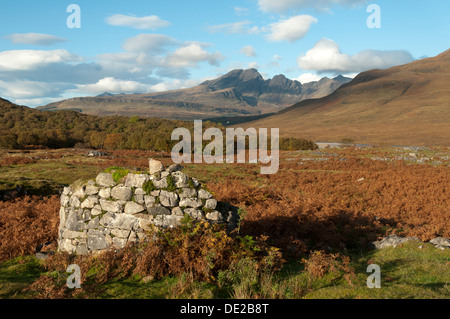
xmin=0 ymin=0 xmax=449 ymax=107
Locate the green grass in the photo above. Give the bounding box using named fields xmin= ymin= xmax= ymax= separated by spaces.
xmin=0 ymin=256 xmax=45 ymax=299
xmin=0 ymin=161 xmax=100 ymax=196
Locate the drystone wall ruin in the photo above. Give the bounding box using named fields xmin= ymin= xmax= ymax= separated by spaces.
xmin=58 ymin=159 xmax=239 ymax=255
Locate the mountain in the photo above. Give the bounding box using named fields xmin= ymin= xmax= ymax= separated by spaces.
xmin=38 ymin=70 xmax=351 ymax=120
xmin=239 ymin=49 xmax=450 ymax=146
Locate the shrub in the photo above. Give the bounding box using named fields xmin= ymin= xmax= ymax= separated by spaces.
xmin=142 ymin=180 xmax=156 ymax=194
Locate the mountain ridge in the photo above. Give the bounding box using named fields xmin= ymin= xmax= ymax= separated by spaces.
xmin=37 ymin=69 xmax=351 ymax=120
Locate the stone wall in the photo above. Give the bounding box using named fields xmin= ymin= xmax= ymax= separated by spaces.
xmin=58 ymin=160 xmax=239 ymax=255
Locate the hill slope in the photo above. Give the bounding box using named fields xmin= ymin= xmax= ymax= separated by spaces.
xmin=240 ymin=50 xmax=450 ymax=146
xmin=38 ymin=70 xmax=350 ymax=120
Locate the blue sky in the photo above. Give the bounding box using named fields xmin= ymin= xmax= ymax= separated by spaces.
xmin=0 ymin=0 xmax=449 ymax=106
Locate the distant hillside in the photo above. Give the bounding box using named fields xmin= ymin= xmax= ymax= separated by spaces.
xmin=37 ymin=70 xmax=351 ymax=120
xmin=0 ymin=98 xmax=199 ymax=150
xmin=0 ymin=98 xmax=317 ymax=151
xmin=240 ymin=50 xmax=450 ymax=146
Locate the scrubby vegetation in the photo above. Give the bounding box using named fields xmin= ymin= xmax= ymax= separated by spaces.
xmin=0 ymin=99 xmax=317 ymax=152
xmin=0 ymin=146 xmax=448 ymax=299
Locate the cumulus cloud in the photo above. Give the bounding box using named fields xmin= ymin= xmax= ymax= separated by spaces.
xmin=6 ymin=33 xmax=67 ymax=46
xmin=266 ymin=15 xmax=317 ymax=43
xmin=0 ymin=49 xmax=82 ymax=72
xmin=122 ymin=34 xmax=178 ymax=53
xmin=240 ymin=45 xmax=257 ymax=57
xmin=207 ymin=21 xmax=261 ymax=35
xmin=297 ymin=38 xmax=414 ymax=74
xmin=258 ymin=0 xmax=366 ymax=13
xmin=150 ymin=77 xmax=211 ymax=92
xmin=163 ymin=43 xmax=223 ymax=68
xmin=295 ymin=73 xmax=323 ymax=84
xmin=106 ymin=14 xmax=170 ymax=30
xmin=75 ymin=77 xmax=154 ymax=95
xmin=0 ymin=79 xmax=71 ymax=99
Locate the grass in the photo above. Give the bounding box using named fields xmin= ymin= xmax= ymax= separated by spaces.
xmin=1 ymin=242 xmax=448 ymax=299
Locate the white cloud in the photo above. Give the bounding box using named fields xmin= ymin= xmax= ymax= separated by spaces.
xmin=163 ymin=43 xmax=223 ymax=68
xmin=258 ymin=0 xmax=366 ymax=13
xmin=248 ymin=62 xmax=260 ymax=69
xmin=122 ymin=34 xmax=178 ymax=53
xmin=0 ymin=49 xmax=82 ymax=71
xmin=297 ymin=38 xmax=414 ymax=73
xmin=207 ymin=21 xmax=261 ymax=35
xmin=150 ymin=77 xmax=211 ymax=92
xmin=266 ymin=15 xmax=317 ymax=43
xmin=240 ymin=45 xmax=257 ymax=57
xmin=106 ymin=14 xmax=170 ymax=30
xmin=273 ymin=54 xmax=282 ymax=61
xmin=0 ymin=79 xmax=68 ymax=99
xmin=75 ymin=77 xmax=153 ymax=95
xmin=295 ymin=73 xmax=323 ymax=83
xmin=6 ymin=33 xmax=67 ymax=46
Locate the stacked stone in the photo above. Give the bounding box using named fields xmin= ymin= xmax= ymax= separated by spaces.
xmin=58 ymin=160 xmax=238 ymax=255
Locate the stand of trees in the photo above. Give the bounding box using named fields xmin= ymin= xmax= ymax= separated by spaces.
xmin=0 ymin=98 xmax=317 ymax=151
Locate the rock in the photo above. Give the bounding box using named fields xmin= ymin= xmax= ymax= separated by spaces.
xmin=134 ymin=194 xmax=145 ymax=205
xmin=206 ymin=211 xmax=223 ymax=221
xmin=172 ymin=207 xmax=184 ymax=216
xmin=124 ymin=201 xmax=145 ymax=215
xmin=135 ymin=188 xmax=146 ymax=195
xmin=100 ymin=199 xmax=123 ymax=213
xmin=72 ymin=186 xmax=86 ymax=198
xmin=109 ymin=214 xmax=139 ymax=231
xmin=111 ymin=186 xmax=133 ymax=201
xmin=87 ymin=217 xmax=100 ymax=229
xmin=87 ymin=150 xmax=108 ymax=157
xmin=205 ymin=199 xmax=218 ymax=210
xmin=112 ymin=237 xmax=128 ymax=249
xmin=96 ymin=173 xmax=116 ymax=187
xmin=144 ymin=195 xmax=156 ymax=207
xmin=125 ymin=173 xmax=149 ymax=188
xmin=198 ymin=189 xmax=213 ymax=199
xmin=76 ymin=244 xmax=89 ymax=255
xmin=87 ymin=230 xmax=109 ymax=251
xmin=58 ymin=171 xmax=238 ymax=254
xmin=69 ymin=195 xmax=81 ymax=208
xmin=153 ymin=178 xmax=168 ymax=189
xmin=111 ymin=229 xmax=131 ymax=238
xmin=99 ymin=212 xmax=116 ymax=227
xmin=142 ymin=275 xmax=154 ymax=283
xmin=179 ymin=198 xmax=203 ymax=208
xmin=172 ymin=171 xmax=189 ymax=188
xmin=98 ymin=187 xmax=111 ymax=199
xmin=63 ymin=187 xmax=71 ymax=195
xmin=179 ymin=188 xmax=197 ymax=198
xmin=148 ymin=206 xmax=171 ymax=216
xmin=62 ymin=230 xmax=87 ymax=239
xmin=81 ymin=196 xmax=99 ymax=209
xmin=85 ymin=185 xmax=99 ymax=195
xmin=65 ymin=209 xmax=85 ymax=231
xmin=149 ymin=159 xmax=164 ymax=175
xmin=372 ymin=235 xmax=421 ymax=249
xmin=430 ymin=237 xmax=450 ymax=248
xmin=60 ymin=194 xmax=70 ymax=207
xmin=91 ymin=206 xmax=102 ymax=216
xmin=167 ymin=164 xmax=183 ymax=173
xmin=184 ymin=208 xmax=203 ymax=220
xmin=159 ymin=191 xmax=179 ymax=207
